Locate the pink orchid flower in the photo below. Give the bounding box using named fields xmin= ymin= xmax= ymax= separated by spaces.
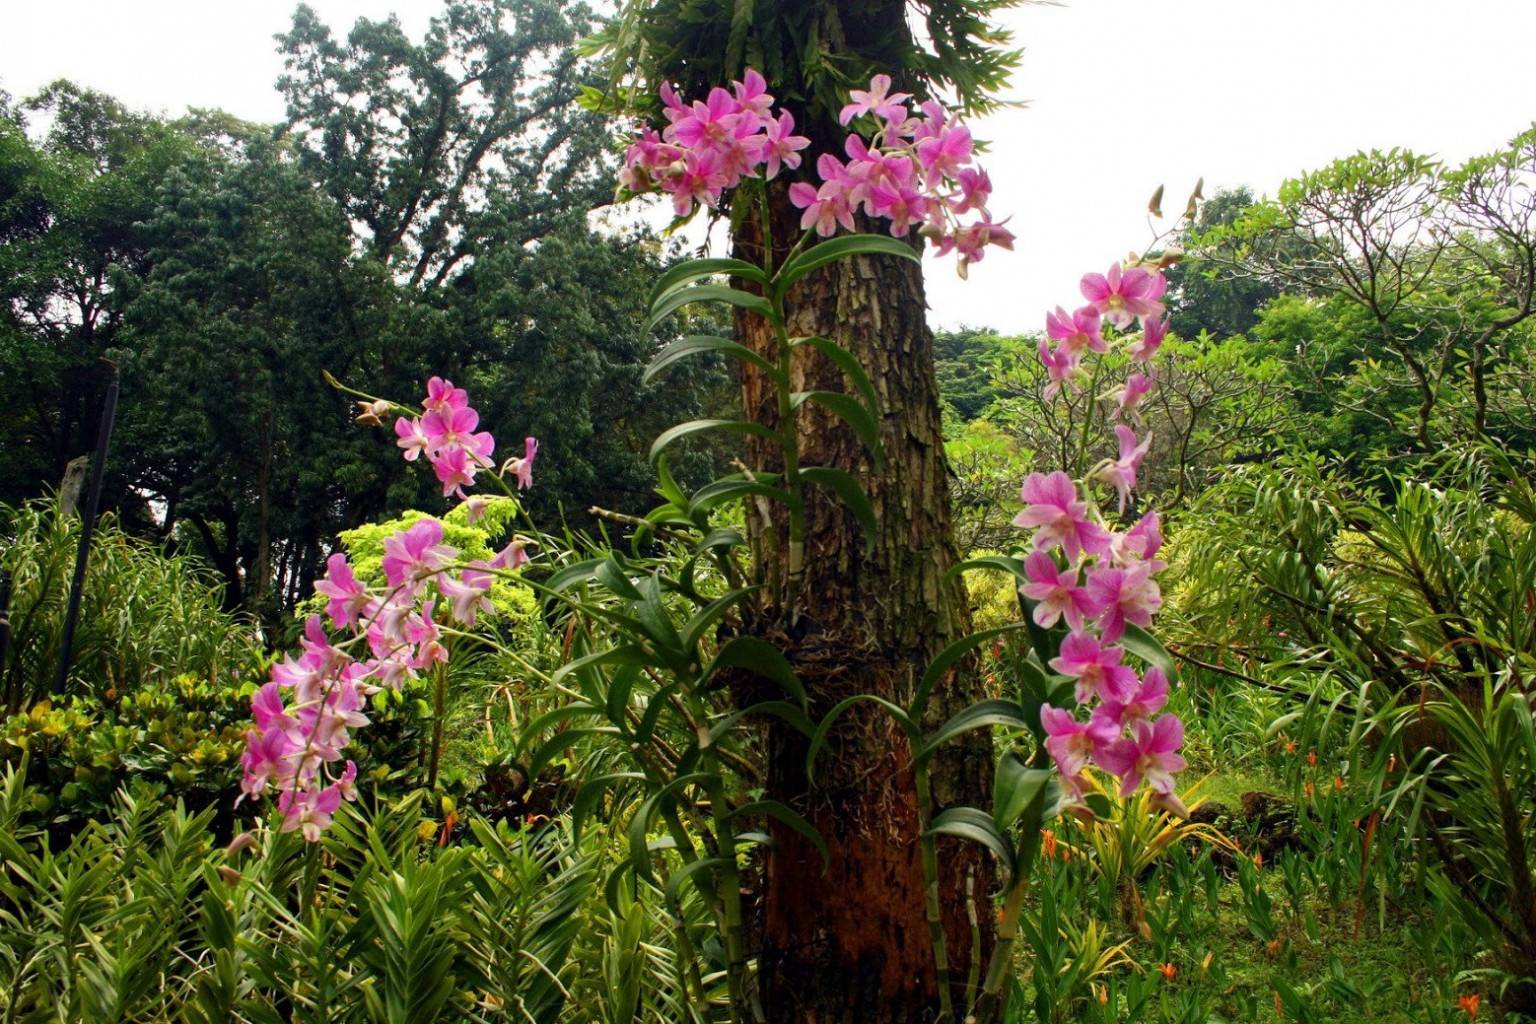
xmin=1093 ymin=666 xmax=1170 ymax=730
xmin=1080 ymin=263 xmax=1168 ymax=329
xmin=1128 ymin=316 xmax=1168 ymax=362
xmin=1114 ymin=371 xmax=1154 ymax=418
xmin=1086 ymin=560 xmax=1162 ymax=643
xmin=1038 ymin=337 xmax=1082 ymax=400
xmin=440 ymin=568 xmax=494 ymax=626
xmin=1112 ymin=511 xmax=1164 ymax=564
xmin=315 ymin=553 xmax=369 ymax=630
xmin=490 ymin=538 xmax=530 ymax=570
xmin=1041 ymin=704 xmax=1119 ymax=781
xmin=394 ymin=416 xmax=430 ymax=461
xmin=380 ymin=519 xmax=456 ymax=591
xmin=1046 ymin=306 xmax=1107 ymax=356
xmin=731 ymin=68 xmax=774 ymax=119
xmin=1095 ymin=715 xmax=1186 ymax=797
xmin=1013 ymin=471 xmax=1112 ymax=560
xmin=761 ymin=110 xmax=810 ymax=179
xmin=839 ymin=73 xmax=911 ymax=126
xmin=1019 ymin=551 xmax=1105 ymax=630
xmin=1049 ymin=631 xmax=1139 ymax=705
xmin=1094 ymin=425 xmax=1152 ymax=513
xmin=423 ymin=376 xmax=468 ymax=415
xmin=503 ymin=436 xmax=538 ymax=490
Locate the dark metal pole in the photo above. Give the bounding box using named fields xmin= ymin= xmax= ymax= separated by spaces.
xmin=0 ymin=568 xmax=12 ymax=709
xmin=52 ymin=367 xmax=119 ymax=696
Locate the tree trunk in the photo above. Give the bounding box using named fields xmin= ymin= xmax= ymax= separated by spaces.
xmin=734 ymin=190 xmax=993 ymax=1022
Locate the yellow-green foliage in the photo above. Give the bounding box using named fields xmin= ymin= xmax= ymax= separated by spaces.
xmin=964 ymin=552 xmax=1021 ymax=630
xmin=324 ymin=498 xmax=537 ymax=625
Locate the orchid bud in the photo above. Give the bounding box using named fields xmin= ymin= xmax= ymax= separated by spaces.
xmin=355 ymin=399 xmax=391 ymax=426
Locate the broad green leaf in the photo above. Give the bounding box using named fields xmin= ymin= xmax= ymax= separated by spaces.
xmin=792 ymin=335 xmax=881 ymax=416
xmin=628 ymin=772 xmax=713 ymax=881
xmin=646 ymin=284 xmax=775 ymax=332
xmin=912 ymin=623 xmax=1034 ymax=715
xmin=702 ymin=636 xmax=806 ymax=706
xmin=793 ymin=391 xmax=884 ymax=468
xmin=649 ymin=418 xmax=779 ymax=463
xmin=806 ymin=693 xmax=920 ymax=784
xmin=546 ymin=557 xmax=603 ymax=593
xmin=644 ymin=334 xmax=783 ymax=385
xmin=1120 ymin=623 xmax=1180 ymax=683
xmin=648 ymin=258 xmax=768 ymax=307
xmin=927 ymin=806 xmax=1015 ymax=867
xmin=731 ymin=799 xmax=830 ymax=868
xmin=596 ymin=553 xmax=643 ymax=600
xmin=707 ymin=700 xmax=816 ymax=744
xmin=551 ymin=644 xmax=647 ymax=686
xmin=679 ymin=586 xmax=756 ymax=653
xmin=689 ymin=476 xmax=800 ymax=517
xmin=633 ymin=574 xmax=686 ymax=662
xmin=663 ymin=856 xmax=731 ymax=902
xmin=798 ymin=466 xmax=877 ymax=549
xmin=992 ymin=753 xmax=1052 ymax=831
xmin=774 ymin=233 xmax=920 ymax=296
xmin=917 ymin=699 xmax=1031 ymax=763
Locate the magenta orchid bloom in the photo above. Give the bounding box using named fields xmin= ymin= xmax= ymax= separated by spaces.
xmin=762 ymin=111 xmax=810 ymax=178
xmin=623 ymin=71 xmax=1008 ymax=269
xmin=1020 ymin=551 xmax=1104 ymax=630
xmin=1114 ymin=371 xmax=1154 ymax=418
xmin=839 ymin=72 xmax=911 ymax=126
xmin=423 ymin=376 xmax=468 ymax=415
xmin=1080 ymin=263 xmax=1168 ymax=329
xmin=394 ymin=416 xmax=430 ymax=461
xmin=1013 ymin=471 xmax=1112 ymax=560
xmin=440 ymin=568 xmax=494 ymax=627
xmin=1113 ymin=511 xmax=1164 ymax=565
xmin=1094 ymin=425 xmax=1152 ymax=513
xmin=1046 ymin=306 xmax=1107 ymax=356
xmin=1049 ymin=631 xmax=1138 ymax=705
xmin=1128 ymin=316 xmax=1168 ymax=362
xmin=380 ymin=518 xmax=456 ymax=591
xmin=1086 ymin=560 xmax=1163 ymax=643
xmin=1038 ymin=337 xmax=1082 ymax=400
xmin=1040 ymin=704 xmax=1118 ymax=781
xmin=490 ymin=538 xmax=530 ymax=570
xmin=503 ymin=436 xmax=538 ymax=490
xmin=315 ymin=553 xmax=370 ymax=630
xmin=1095 ymin=715 xmax=1187 ymax=797
xmin=1093 ymin=666 xmax=1170 ymax=730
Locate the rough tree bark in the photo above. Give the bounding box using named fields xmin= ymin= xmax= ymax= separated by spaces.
xmin=733 ymin=188 xmax=993 ymax=1021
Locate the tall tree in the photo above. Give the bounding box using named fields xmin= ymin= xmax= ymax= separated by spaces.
xmin=0 ymin=83 xmax=192 ymax=508
xmin=598 ymin=4 xmax=1029 ymax=1019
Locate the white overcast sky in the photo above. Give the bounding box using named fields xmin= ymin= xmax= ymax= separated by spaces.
xmin=4 ymin=0 xmax=1534 ymax=334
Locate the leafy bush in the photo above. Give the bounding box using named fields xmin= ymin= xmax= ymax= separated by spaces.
xmin=0 ymin=765 xmax=600 ymax=1023
xmin=0 ymin=501 xmax=260 ymax=712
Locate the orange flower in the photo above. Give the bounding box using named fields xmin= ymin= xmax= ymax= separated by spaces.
xmin=1459 ymin=993 xmax=1481 ymax=1018
xmin=1157 ymin=963 xmax=1177 ymax=981
xmin=1333 ymin=775 xmax=1345 ymax=791
xmin=1042 ymin=829 xmax=1058 ymax=861
xmin=1283 ymin=738 xmax=1297 ymax=755
xmin=1303 ymin=782 xmax=1315 ymax=799
xmin=1306 ymin=750 xmax=1318 ymax=767
xmin=1253 ymin=851 xmax=1264 ymax=868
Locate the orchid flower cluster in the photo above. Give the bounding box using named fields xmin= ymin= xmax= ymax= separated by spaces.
xmin=1019 ymin=261 xmax=1186 ymax=815
xmin=620 ymin=70 xmax=1013 ymax=272
xmin=241 ymin=378 xmax=535 ymax=840
xmin=378 ymin=376 xmax=536 ymax=499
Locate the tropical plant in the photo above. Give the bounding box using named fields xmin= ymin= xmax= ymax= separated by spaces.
xmin=0 ymin=500 xmax=259 ymax=715
xmin=0 ymin=762 xmax=599 ymax=1023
